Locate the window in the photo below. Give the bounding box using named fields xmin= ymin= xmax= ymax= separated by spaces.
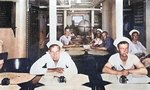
xmin=72 ymin=15 xmax=83 ymax=25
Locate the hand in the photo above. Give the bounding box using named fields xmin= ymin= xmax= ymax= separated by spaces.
xmin=120 ymin=70 xmax=129 ymax=76
xmin=90 ymin=45 xmax=96 ymax=49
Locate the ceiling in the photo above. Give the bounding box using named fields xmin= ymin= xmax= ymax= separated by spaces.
xmin=57 ymin=0 xmax=103 ymax=8
xmin=30 ymin=0 xmax=103 ymax=9
xmin=29 ymin=0 xmax=104 ymax=14
xmin=30 ymin=0 xmax=145 ymax=9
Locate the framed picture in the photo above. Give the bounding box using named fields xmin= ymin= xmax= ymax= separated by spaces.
xmin=57 ymin=16 xmax=63 ymax=23
xmin=94 ymin=14 xmax=99 ymax=23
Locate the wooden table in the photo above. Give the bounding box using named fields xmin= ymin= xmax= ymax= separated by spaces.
xmin=64 ymin=46 xmax=109 ymax=56
xmin=0 ymin=85 xmax=20 ymax=90
xmin=105 ymin=84 xmax=150 ymax=90
xmin=35 ymin=72 xmax=91 ymax=90
xmin=101 ymin=73 xmax=150 ymax=84
xmin=101 ymin=73 xmax=150 ymax=90
xmin=0 ymin=72 xmax=36 ymax=85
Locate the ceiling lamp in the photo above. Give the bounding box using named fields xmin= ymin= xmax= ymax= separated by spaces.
xmin=76 ymin=0 xmax=81 ymax=3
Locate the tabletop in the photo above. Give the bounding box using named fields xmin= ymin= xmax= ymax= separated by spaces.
xmin=101 ymin=73 xmax=150 ymax=84
xmin=0 ymin=72 xmax=36 ymax=85
xmin=63 ymin=45 xmax=109 ymax=56
xmin=0 ymin=85 xmax=20 ymax=90
xmin=105 ymin=84 xmax=150 ymax=90
xmin=35 ymin=72 xmax=91 ymax=90
xmin=101 ymin=73 xmax=150 ymax=90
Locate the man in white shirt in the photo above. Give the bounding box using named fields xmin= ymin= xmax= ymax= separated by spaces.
xmin=30 ymin=40 xmax=78 ymax=75
xmin=102 ymin=37 xmax=147 ymax=76
xmin=59 ymin=26 xmax=75 ymax=48
xmin=128 ymin=29 xmax=147 ymax=55
xmin=128 ymin=29 xmax=150 ymax=67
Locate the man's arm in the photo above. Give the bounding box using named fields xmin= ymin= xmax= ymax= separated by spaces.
xmin=90 ymin=45 xmax=107 ymax=50
xmin=128 ymin=61 xmax=148 ymax=75
xmin=102 ymin=62 xmax=129 ymax=76
xmin=69 ymin=40 xmax=74 ymax=45
xmin=95 ymin=47 xmax=107 ymax=50
xmin=62 ymin=44 xmax=75 ymax=48
xmin=62 ymin=40 xmax=75 ymax=48
xmin=47 ymin=68 xmax=64 ymax=73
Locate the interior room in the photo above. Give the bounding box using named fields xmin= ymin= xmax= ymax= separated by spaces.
xmin=0 ymin=0 xmax=150 ymax=90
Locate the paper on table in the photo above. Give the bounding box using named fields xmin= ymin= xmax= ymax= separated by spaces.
xmin=101 ymin=74 xmax=119 ymax=84
xmin=126 ymin=74 xmax=150 ymax=84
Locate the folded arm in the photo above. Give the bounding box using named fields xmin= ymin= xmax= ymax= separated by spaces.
xmin=62 ymin=41 xmax=76 ymax=48
xmin=47 ymin=68 xmax=64 ymax=73
xmin=128 ymin=61 xmax=148 ymax=75
xmin=102 ymin=62 xmax=129 ymax=76
xmin=90 ymin=45 xmax=107 ymax=51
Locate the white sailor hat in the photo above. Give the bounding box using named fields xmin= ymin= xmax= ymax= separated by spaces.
xmin=97 ymin=28 xmax=103 ymax=33
xmin=46 ymin=40 xmax=63 ymax=48
xmin=129 ymin=29 xmax=140 ymax=36
xmin=113 ymin=37 xmax=131 ymax=48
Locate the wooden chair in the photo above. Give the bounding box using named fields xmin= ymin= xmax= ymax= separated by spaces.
xmin=2 ymin=58 xmax=31 ymax=73
xmin=0 ymin=52 xmax=8 ymax=61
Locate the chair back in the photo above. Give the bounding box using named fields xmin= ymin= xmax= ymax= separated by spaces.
xmin=0 ymin=52 xmax=8 ymax=61
xmin=2 ymin=58 xmax=31 ymax=73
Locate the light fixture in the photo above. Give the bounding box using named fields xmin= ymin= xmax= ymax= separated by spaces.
xmin=76 ymin=0 xmax=81 ymax=3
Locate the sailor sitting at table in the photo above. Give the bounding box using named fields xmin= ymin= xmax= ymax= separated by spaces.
xmin=102 ymin=37 xmax=148 ymax=76
xmin=59 ymin=26 xmax=75 ymax=48
xmin=91 ymin=31 xmax=117 ymax=54
xmin=90 ymin=28 xmax=103 ymax=46
xmin=128 ymin=29 xmax=150 ymax=67
xmin=30 ymin=40 xmax=78 ymax=75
